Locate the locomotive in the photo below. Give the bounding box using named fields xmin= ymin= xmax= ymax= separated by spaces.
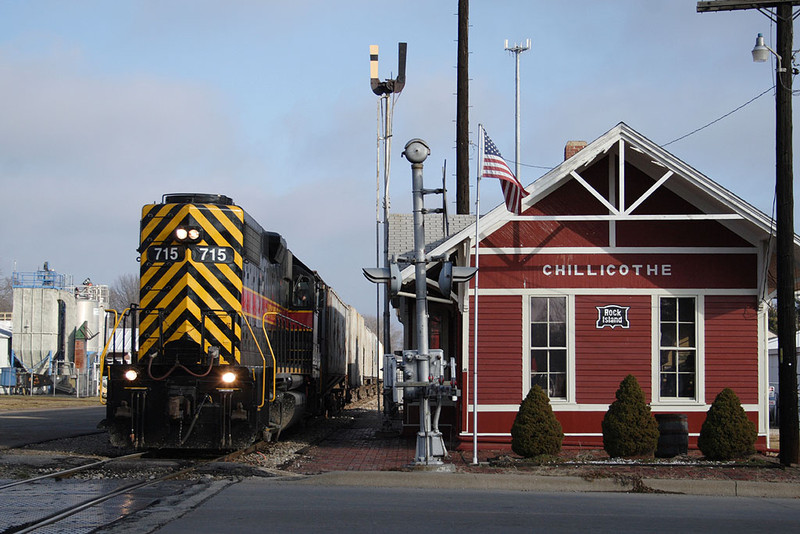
xmin=102 ymin=193 xmax=379 ymax=449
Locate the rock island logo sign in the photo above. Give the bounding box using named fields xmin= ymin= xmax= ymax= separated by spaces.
xmin=596 ymin=305 xmax=630 ymax=329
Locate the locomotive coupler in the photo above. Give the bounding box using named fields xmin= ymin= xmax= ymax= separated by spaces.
xmin=231 ymin=402 xmax=248 ymax=421
xmin=168 ymin=396 xmax=184 ymax=420
xmin=114 ymin=400 xmax=131 ymax=418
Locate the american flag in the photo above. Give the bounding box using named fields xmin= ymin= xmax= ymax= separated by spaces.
xmin=481 ymin=128 xmax=529 ymax=215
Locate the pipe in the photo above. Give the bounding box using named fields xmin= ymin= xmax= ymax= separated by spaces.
xmin=179 ymin=394 xmax=211 ymax=446
xmin=432 ymin=402 xmax=442 ymax=433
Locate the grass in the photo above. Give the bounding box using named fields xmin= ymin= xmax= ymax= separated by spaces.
xmin=0 ymin=394 xmax=102 ymax=412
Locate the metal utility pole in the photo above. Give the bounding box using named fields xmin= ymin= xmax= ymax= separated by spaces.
xmin=456 ymin=0 xmax=470 ymax=214
xmin=504 ymin=39 xmax=531 ymax=181
xmin=409 ymin=141 xmax=434 ymax=463
xmin=365 ymin=139 xmax=471 ymax=465
xmin=403 ymin=138 xmax=447 ymax=465
xmin=698 ymin=0 xmax=799 ymax=466
xmin=370 ymin=43 xmax=406 ymax=429
xmin=370 ymin=44 xmax=406 ymax=359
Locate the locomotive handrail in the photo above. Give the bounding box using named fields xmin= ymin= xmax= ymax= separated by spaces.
xmin=261 ymin=312 xmax=279 ymax=405
xmin=97 ymin=308 xmax=131 ymax=404
xmin=240 ymin=314 xmax=268 ymax=409
xmin=261 ymin=312 xmax=313 ymax=405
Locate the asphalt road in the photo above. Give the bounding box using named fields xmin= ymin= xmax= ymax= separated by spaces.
xmin=153 ymin=477 xmax=800 ymax=534
xmin=0 ymin=406 xmax=105 ymax=449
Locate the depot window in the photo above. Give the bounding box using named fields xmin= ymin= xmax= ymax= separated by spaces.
xmin=659 ymin=297 xmax=697 ymax=399
xmin=530 ymin=296 xmax=568 ymax=399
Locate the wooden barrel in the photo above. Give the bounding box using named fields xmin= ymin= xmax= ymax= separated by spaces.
xmin=655 ymin=413 xmax=688 ymax=458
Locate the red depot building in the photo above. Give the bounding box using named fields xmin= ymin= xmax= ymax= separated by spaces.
xmin=391 ymin=123 xmax=799 ymax=452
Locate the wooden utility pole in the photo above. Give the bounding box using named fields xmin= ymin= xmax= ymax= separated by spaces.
xmin=773 ymin=2 xmax=799 ymax=468
xmin=456 ymin=0 xmax=470 ymax=214
xmin=698 ymin=0 xmax=799 ymax=466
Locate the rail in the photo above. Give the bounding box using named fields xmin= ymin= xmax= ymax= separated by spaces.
xmin=0 ymin=446 xmax=255 ymax=533
xmin=0 ymin=452 xmax=145 ymax=491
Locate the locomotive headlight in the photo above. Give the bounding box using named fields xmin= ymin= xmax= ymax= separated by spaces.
xmin=174 ymin=226 xmax=201 ymax=242
xmin=221 ymin=371 xmax=237 ymax=384
xmin=124 ymin=369 xmax=138 ymax=381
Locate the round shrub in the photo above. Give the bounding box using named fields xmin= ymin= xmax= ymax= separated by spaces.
xmin=510 ymin=385 xmax=564 ymax=457
xmin=698 ymin=388 xmax=757 ymax=460
xmin=602 ymin=374 xmax=660 ymax=458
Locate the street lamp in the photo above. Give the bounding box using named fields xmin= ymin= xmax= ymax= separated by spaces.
xmin=752 ymin=33 xmax=785 ymax=70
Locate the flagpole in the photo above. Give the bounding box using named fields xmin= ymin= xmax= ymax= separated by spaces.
xmin=472 ymin=124 xmax=483 ymax=465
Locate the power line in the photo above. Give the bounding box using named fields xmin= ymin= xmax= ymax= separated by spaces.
xmin=476 ymin=85 xmax=778 ymax=174
xmin=660 ymin=86 xmax=775 ymax=148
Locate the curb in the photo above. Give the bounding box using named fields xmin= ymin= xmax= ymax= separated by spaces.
xmin=293 ymin=471 xmax=633 ymax=493
xmin=644 ymin=477 xmax=800 ymax=498
xmin=288 ymin=470 xmax=799 ymax=498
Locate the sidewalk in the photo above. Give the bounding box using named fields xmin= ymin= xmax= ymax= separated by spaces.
xmin=276 ymin=405 xmax=800 ymax=498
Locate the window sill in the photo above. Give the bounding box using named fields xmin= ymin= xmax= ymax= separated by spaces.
xmin=650 ymin=399 xmax=705 ymax=408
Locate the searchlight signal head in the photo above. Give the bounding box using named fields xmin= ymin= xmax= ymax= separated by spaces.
xmin=370 ymin=42 xmax=407 ymax=96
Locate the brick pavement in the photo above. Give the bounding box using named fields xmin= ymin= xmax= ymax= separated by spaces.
xmin=283 ymin=403 xmax=800 ymax=486
xmin=285 ymin=407 xmax=417 ymax=473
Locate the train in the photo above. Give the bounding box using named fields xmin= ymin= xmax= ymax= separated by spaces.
xmin=101 ymin=193 xmax=380 ymax=449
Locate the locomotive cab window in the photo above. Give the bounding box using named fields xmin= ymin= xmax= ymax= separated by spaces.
xmin=292 ymin=275 xmax=314 ymax=309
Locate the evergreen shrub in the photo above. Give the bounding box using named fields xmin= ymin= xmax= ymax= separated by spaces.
xmin=602 ymin=374 xmax=660 ymax=458
xmin=698 ymin=388 xmax=757 ymax=460
xmin=510 ymin=385 xmax=564 ymax=457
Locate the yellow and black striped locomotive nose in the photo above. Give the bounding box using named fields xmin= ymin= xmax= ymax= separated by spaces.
xmin=138 ymin=201 xmax=244 ymax=363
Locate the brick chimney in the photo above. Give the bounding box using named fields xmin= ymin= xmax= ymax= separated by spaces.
xmin=564 ymin=140 xmax=587 ymax=160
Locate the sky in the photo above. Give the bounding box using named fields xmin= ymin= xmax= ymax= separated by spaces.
xmin=0 ymin=0 xmax=796 ymax=316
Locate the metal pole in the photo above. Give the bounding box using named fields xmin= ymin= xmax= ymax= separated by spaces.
xmin=411 ymin=157 xmax=432 ymax=463
xmin=369 ymin=44 xmax=406 ymax=426
xmin=514 ymin=49 xmax=521 ymax=180
xmin=375 ymin=99 xmax=382 ymax=421
xmin=472 ymin=128 xmax=483 ymax=464
xmin=381 ymin=94 xmax=393 ymax=424
xmin=411 ymin=158 xmax=429 ymax=402
xmin=382 ymin=95 xmax=393 ymax=358
xmin=404 ymin=138 xmax=447 ymax=465
xmin=505 ymin=40 xmax=530 ymax=179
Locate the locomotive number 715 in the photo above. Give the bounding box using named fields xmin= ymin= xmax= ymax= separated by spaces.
xmin=192 ymin=246 xmax=234 ymax=263
xmin=148 ymin=245 xmax=183 ymax=262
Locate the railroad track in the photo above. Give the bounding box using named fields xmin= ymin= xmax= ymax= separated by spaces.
xmin=0 ymin=390 xmax=381 ymax=532
xmin=0 ymin=446 xmax=261 ymax=534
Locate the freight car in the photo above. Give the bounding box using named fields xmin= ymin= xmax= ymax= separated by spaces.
xmin=101 ymin=193 xmax=379 ymax=449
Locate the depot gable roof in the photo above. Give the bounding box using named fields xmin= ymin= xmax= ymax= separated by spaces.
xmin=405 ymin=122 xmax=799 ymax=297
